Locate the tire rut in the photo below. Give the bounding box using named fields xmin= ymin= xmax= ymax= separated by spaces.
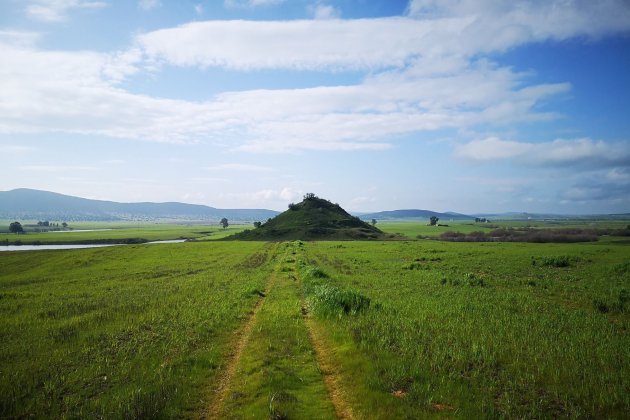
xmin=201 ymin=243 xmax=284 ymax=419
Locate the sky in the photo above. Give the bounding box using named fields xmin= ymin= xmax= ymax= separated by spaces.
xmin=1 ymin=0 xmax=629 ymax=214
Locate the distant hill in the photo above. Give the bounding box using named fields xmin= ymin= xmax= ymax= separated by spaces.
xmin=360 ymin=209 xmax=474 ymax=221
xmin=0 ymin=189 xmax=278 ymax=222
xmin=229 ymin=194 xmax=388 ymax=240
xmin=472 ymin=212 xmax=630 ymax=221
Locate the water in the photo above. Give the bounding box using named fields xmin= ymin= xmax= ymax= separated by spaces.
xmin=47 ymin=229 xmax=113 ymax=233
xmin=0 ymin=239 xmax=187 ymax=252
xmin=0 ymin=244 xmax=117 ymax=251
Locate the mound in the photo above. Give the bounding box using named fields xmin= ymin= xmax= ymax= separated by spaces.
xmin=227 ymin=194 xmax=387 ymax=241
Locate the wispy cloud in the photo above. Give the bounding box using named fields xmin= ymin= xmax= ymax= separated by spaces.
xmin=224 ymin=0 xmax=286 ymax=9
xmin=308 ymin=3 xmax=341 ymax=20
xmin=252 ymin=187 xmax=302 ymax=202
xmin=0 ymin=144 xmax=36 ymax=153
xmin=1 ymin=2 xmax=629 ymax=154
xmin=454 ymin=137 xmax=630 ymax=169
xmin=20 ymin=165 xmax=98 ymax=172
xmin=138 ymin=0 xmax=160 ymax=11
xmin=207 ymin=163 xmax=274 ymax=172
xmin=24 ymin=0 xmax=107 ymax=22
xmin=138 ymin=1 xmax=630 ymax=71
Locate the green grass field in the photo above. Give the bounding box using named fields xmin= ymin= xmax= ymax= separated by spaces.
xmin=1 ymin=234 xmax=628 ymax=418
xmin=377 ymin=219 xmax=630 ymax=238
xmin=0 ymin=222 xmax=249 ymax=244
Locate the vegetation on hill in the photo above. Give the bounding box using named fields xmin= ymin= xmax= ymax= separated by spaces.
xmin=228 ymin=194 xmax=388 ymax=241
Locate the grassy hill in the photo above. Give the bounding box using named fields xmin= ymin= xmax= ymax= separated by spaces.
xmin=229 ymin=194 xmax=387 ymax=240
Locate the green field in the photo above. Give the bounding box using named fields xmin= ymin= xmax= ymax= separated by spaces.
xmin=0 ymin=222 xmax=249 ymax=245
xmin=1 ymin=236 xmax=629 ymax=418
xmin=377 ymin=219 xmax=630 ymax=239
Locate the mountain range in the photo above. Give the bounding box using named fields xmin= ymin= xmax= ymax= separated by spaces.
xmin=359 ymin=209 xmax=474 ymax=221
xmin=1 ymin=189 xmax=627 ymax=222
xmin=0 ymin=189 xmax=279 ymax=222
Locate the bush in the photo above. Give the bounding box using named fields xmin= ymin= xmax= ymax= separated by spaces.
xmin=308 ymin=284 xmax=371 ymax=316
xmin=537 ymin=256 xmax=580 ymax=267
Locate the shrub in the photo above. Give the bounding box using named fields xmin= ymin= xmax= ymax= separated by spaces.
xmin=308 ymin=284 xmax=371 ymax=316
xmin=537 ymin=256 xmax=580 ymax=268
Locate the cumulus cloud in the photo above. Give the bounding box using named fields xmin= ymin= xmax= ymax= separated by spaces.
xmin=25 ymin=0 xmax=107 ymax=22
xmin=455 ymin=137 xmax=630 ymax=169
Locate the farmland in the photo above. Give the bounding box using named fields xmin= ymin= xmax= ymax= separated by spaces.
xmin=1 ymin=235 xmax=628 ymax=418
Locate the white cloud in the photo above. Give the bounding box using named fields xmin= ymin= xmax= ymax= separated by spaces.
xmin=0 ymin=31 xmax=41 ymax=47
xmin=207 ymin=163 xmax=274 ymax=172
xmin=3 ymin=2 xmax=630 ymax=154
xmin=136 ymin=18 xmax=458 ymax=71
xmin=25 ymin=0 xmax=107 ymax=22
xmin=407 ymin=0 xmax=630 ymax=42
xmin=138 ymin=0 xmax=160 ymax=11
xmin=252 ymin=187 xmax=302 ymax=202
xmin=0 ymin=144 xmax=36 ymax=153
xmin=137 ymin=2 xmax=630 ymax=72
xmin=455 ymin=137 xmax=630 ymax=168
xmin=224 ymin=0 xmax=286 ymax=9
xmin=20 ymin=165 xmax=97 ymax=172
xmin=0 ymin=37 xmax=573 ymax=152
xmin=308 ymin=3 xmax=341 ymax=20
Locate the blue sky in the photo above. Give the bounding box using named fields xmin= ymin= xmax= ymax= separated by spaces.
xmin=1 ymin=0 xmax=629 ymax=213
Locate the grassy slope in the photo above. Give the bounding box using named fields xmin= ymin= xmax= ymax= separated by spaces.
xmin=302 ymin=240 xmax=630 ymax=418
xmin=0 ymin=241 xmax=274 ymax=418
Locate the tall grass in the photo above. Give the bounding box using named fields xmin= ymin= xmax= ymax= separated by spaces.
xmin=303 ymin=240 xmax=630 ymax=418
xmin=0 ymin=241 xmax=274 ymax=418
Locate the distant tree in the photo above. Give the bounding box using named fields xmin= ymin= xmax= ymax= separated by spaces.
xmin=371 ymin=218 xmax=377 ymax=226
xmin=304 ymin=193 xmax=316 ymax=200
xmin=429 ymin=216 xmax=439 ymax=226
xmin=288 ymin=203 xmax=298 ymax=210
xmin=220 ymin=218 xmax=229 ymax=229
xmin=9 ymin=221 xmax=24 ymax=234
xmin=62 ymin=222 xmax=68 ymax=228
xmin=253 ymin=221 xmax=262 ymax=228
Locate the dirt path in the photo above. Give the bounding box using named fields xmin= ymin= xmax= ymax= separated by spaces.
xmin=296 ymin=265 xmax=356 ymax=420
xmin=201 ymin=243 xmax=284 ymax=419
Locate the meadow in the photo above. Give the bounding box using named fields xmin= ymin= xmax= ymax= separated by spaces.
xmin=1 ymin=230 xmax=629 ymax=418
xmin=0 ymin=222 xmax=249 ymax=245
xmin=377 ymin=219 xmax=630 ymax=239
